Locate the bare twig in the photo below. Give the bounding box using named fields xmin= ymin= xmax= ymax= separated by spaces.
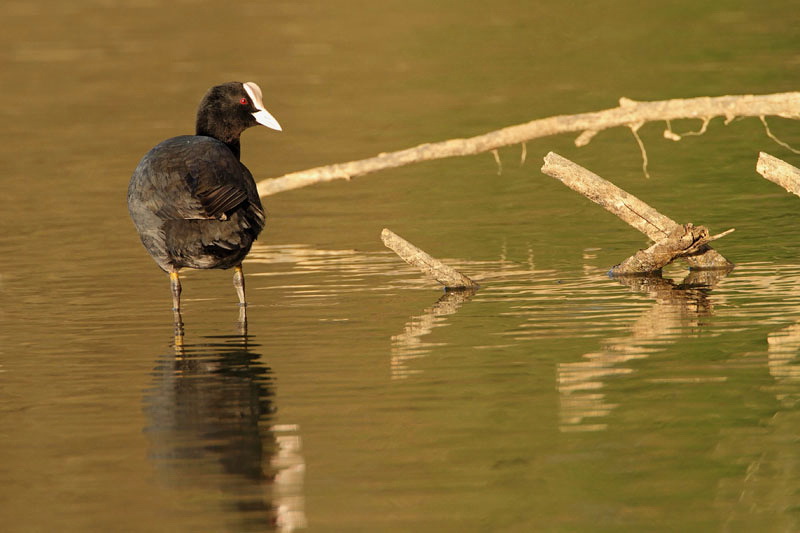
xmin=665 ymin=117 xmax=713 ymax=140
xmin=491 ymin=149 xmax=502 ymax=175
xmin=663 ymin=120 xmax=681 ymax=141
xmin=704 ymin=227 xmax=736 ymax=243
xmin=756 ymin=152 xmax=800 ymax=196
xmin=540 ymin=152 xmax=733 ymax=270
xmin=257 ymin=92 xmax=800 ymax=196
xmin=629 ymin=123 xmax=650 ymax=178
xmin=381 ymin=229 xmax=479 ymax=290
xmin=683 ymin=116 xmax=712 ymax=136
xmin=759 ymin=116 xmax=800 ymax=154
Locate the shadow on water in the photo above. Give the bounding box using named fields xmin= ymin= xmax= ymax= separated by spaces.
xmin=143 ymin=333 xmax=307 ymax=532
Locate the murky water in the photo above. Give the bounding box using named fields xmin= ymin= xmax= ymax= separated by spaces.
xmin=3 ymin=1 xmax=800 ymax=531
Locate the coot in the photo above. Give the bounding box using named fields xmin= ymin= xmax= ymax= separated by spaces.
xmin=128 ymin=81 xmax=281 ymax=325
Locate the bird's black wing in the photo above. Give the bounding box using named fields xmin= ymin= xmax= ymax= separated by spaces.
xmin=129 ymin=136 xmax=266 ymax=270
xmin=142 ymin=137 xmax=251 ymax=221
xmin=194 ymin=183 xmax=247 ymax=220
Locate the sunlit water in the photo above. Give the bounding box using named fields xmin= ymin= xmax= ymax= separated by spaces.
xmin=3 ymin=0 xmax=800 ymax=531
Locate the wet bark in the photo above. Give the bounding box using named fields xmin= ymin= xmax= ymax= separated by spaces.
xmin=756 ymin=152 xmax=800 ymax=196
xmin=381 ymin=229 xmax=479 ymax=290
xmin=610 ymin=224 xmax=717 ymax=276
xmin=540 ymin=152 xmax=734 ymax=272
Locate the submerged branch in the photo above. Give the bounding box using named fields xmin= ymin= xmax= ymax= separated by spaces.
xmin=381 ymin=229 xmax=479 ymax=290
xmin=257 ymin=91 xmax=800 ymax=196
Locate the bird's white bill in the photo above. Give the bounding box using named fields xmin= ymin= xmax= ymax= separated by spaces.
xmin=244 ymin=81 xmax=282 ymax=131
xmin=252 ymin=108 xmax=282 ymax=131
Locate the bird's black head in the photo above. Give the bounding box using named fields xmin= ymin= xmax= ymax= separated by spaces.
xmin=195 ymin=81 xmax=281 ymax=148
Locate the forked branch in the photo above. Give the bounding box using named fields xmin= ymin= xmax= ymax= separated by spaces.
xmin=540 ymin=152 xmax=734 ymax=272
xmin=610 ymin=224 xmax=734 ymax=276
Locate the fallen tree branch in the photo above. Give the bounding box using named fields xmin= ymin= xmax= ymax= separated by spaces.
xmin=257 ymin=91 xmax=800 ymax=196
xmin=756 ymin=152 xmax=800 ymax=196
xmin=540 ymin=152 xmax=734 ymax=270
xmin=381 ymin=229 xmax=479 ymax=290
xmin=610 ymin=224 xmax=734 ymax=276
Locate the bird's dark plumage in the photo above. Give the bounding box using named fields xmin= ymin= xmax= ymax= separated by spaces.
xmin=129 ymin=135 xmax=265 ymax=270
xmin=128 ymin=81 xmax=281 ymax=324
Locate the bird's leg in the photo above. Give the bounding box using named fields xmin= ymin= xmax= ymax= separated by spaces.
xmin=237 ymin=305 xmax=248 ymax=335
xmin=170 ymin=270 xmax=182 ymax=311
xmin=233 ymin=264 xmax=247 ymax=307
xmin=170 ymin=270 xmax=184 ymax=337
xmin=233 ymin=264 xmax=248 ymax=330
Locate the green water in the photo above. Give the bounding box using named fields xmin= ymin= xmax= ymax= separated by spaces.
xmin=2 ymin=1 xmax=800 ymax=531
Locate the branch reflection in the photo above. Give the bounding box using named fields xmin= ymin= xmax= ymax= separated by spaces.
xmin=558 ymin=268 xmax=731 ymax=432
xmin=391 ymin=289 xmax=477 ymax=379
xmin=714 ymin=301 xmax=800 ymax=528
xmin=143 ymin=334 xmax=306 ymax=531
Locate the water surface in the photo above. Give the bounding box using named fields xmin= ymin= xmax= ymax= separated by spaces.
xmin=2 ymin=1 xmax=800 ymax=531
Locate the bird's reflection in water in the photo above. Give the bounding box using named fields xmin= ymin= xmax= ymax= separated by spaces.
xmin=144 ymin=332 xmax=306 ymax=531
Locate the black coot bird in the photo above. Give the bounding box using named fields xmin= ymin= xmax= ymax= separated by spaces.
xmin=128 ymin=81 xmax=281 ymax=326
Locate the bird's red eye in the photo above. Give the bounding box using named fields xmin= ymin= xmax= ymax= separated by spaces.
xmin=240 ymin=98 xmax=248 ymax=105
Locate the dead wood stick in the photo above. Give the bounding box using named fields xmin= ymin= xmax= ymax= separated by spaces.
xmin=541 ymin=152 xmax=733 ymax=270
xmin=381 ymin=229 xmax=479 ymax=290
xmin=756 ymin=152 xmax=800 ymax=196
xmin=610 ymin=224 xmax=734 ymax=276
xmin=257 ymin=92 xmax=800 ymax=196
